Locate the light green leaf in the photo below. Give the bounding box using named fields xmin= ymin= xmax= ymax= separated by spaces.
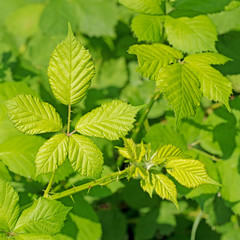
xmin=69 ymin=134 xmax=103 ymax=179
xmin=128 ymin=44 xmax=183 ymax=80
xmin=119 ymin=0 xmax=164 ymax=15
xmin=166 ymin=159 xmax=217 ymax=188
xmin=151 ymin=144 xmax=188 ymax=165
xmin=0 ymin=135 xmax=45 ymax=179
xmin=191 ymin=63 xmax=232 ymax=110
xmin=75 ymin=100 xmax=141 ymax=140
xmin=165 ymin=15 xmax=217 ymax=53
xmin=131 ymin=15 xmax=165 ymax=42
xmin=140 ymin=173 xmax=155 ymax=197
xmin=14 ymin=233 xmax=56 ymax=240
xmin=7 ymin=95 xmax=62 ymax=135
xmin=35 ymin=134 xmax=69 ymax=175
xmin=153 ymin=173 xmax=178 ymax=208
xmin=0 ymin=179 xmax=20 ymax=232
xmin=0 ymin=161 xmax=11 ymax=181
xmin=156 ymin=63 xmax=202 ymax=122
xmin=48 ymin=23 xmax=95 ymax=105
xmin=73 ymin=0 xmax=118 ymax=37
xmin=185 ymin=52 xmax=231 ymax=65
xmin=117 ymin=138 xmax=137 ymax=161
xmin=14 ymin=198 xmax=70 ymax=235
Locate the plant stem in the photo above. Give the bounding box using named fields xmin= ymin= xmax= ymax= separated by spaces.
xmin=131 ymin=91 xmax=160 ymax=141
xmin=191 ymin=210 xmax=203 ymax=240
xmin=44 ymin=172 xmax=55 ymax=198
xmin=67 ymin=104 xmax=71 ymax=134
xmin=47 ymin=166 xmax=133 ymax=200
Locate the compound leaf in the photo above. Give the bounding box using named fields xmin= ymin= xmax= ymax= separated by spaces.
xmin=166 ymin=159 xmax=217 ymax=188
xmin=165 ymin=15 xmax=217 ymax=53
xmin=153 ymin=173 xmax=178 ymax=208
xmin=68 ymin=134 xmax=103 ymax=179
xmin=0 ymin=179 xmax=20 ymax=232
xmin=75 ymin=100 xmax=141 ymax=140
xmin=48 ymin=23 xmax=95 ymax=105
xmin=0 ymin=135 xmax=45 ymax=178
xmin=187 ymin=63 xmax=232 ymax=110
xmin=14 ymin=198 xmax=70 ymax=235
xmin=128 ymin=44 xmax=183 ymax=80
xmin=131 ymin=15 xmax=165 ymax=42
xmin=35 ymin=134 xmax=69 ymax=175
xmin=6 ymin=95 xmax=62 ymax=135
xmin=119 ymin=0 xmax=165 ymax=15
xmin=156 ymin=63 xmax=202 ymax=122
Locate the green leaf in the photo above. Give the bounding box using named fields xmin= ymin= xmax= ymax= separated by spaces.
xmin=152 ymin=173 xmax=178 ymax=208
xmin=48 ymin=23 xmax=95 ymax=105
xmin=75 ymin=100 xmax=141 ymax=140
xmin=35 ymin=134 xmax=69 ymax=175
xmin=166 ymin=159 xmax=217 ymax=188
xmin=0 ymin=161 xmax=11 ymax=181
xmin=69 ymin=134 xmax=103 ymax=179
xmin=165 ymin=15 xmax=217 ymax=53
xmin=187 ymin=62 xmax=232 ymax=110
xmin=131 ymin=15 xmax=165 ymax=42
xmin=156 ymin=63 xmax=202 ymax=122
xmin=73 ymin=0 xmax=118 ymax=37
xmin=14 ymin=198 xmax=70 ymax=235
xmin=0 ymin=179 xmax=20 ymax=232
xmin=117 ymin=138 xmax=137 ymax=161
xmin=185 ymin=52 xmax=231 ymax=65
xmin=7 ymin=95 xmax=62 ymax=134
xmin=119 ymin=0 xmax=164 ymax=15
xmin=128 ymin=44 xmax=183 ymax=80
xmin=140 ymin=174 xmax=155 ymax=197
xmin=151 ymin=144 xmax=188 ymax=165
xmin=0 ymin=135 xmax=45 ymax=179
xmin=14 ymin=233 xmax=56 ymax=240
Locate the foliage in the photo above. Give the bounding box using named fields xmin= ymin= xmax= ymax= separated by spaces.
xmin=0 ymin=0 xmax=240 ymax=239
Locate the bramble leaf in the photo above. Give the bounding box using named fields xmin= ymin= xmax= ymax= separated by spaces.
xmin=128 ymin=44 xmax=183 ymax=80
xmin=68 ymin=134 xmax=103 ymax=179
xmin=75 ymin=100 xmax=141 ymax=140
xmin=166 ymin=159 xmax=217 ymax=188
xmin=165 ymin=15 xmax=217 ymax=53
xmin=14 ymin=233 xmax=56 ymax=240
xmin=0 ymin=135 xmax=45 ymax=178
xmin=131 ymin=15 xmax=165 ymax=42
xmin=156 ymin=63 xmax=202 ymax=123
xmin=48 ymin=23 xmax=95 ymax=105
xmin=35 ymin=134 xmax=69 ymax=175
xmin=153 ymin=173 xmax=178 ymax=208
xmin=0 ymin=179 xmax=20 ymax=232
xmin=117 ymin=138 xmax=137 ymax=161
xmin=6 ymin=95 xmax=62 ymax=135
xmin=119 ymin=0 xmax=165 ymax=15
xmin=14 ymin=198 xmax=70 ymax=235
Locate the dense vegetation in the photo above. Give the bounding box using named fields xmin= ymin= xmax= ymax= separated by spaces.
xmin=0 ymin=0 xmax=240 ymax=239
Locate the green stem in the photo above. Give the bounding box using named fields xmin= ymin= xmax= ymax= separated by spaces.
xmin=47 ymin=166 xmax=133 ymax=200
xmin=44 ymin=172 xmax=55 ymax=198
xmin=67 ymin=104 xmax=71 ymax=134
xmin=191 ymin=210 xmax=203 ymax=240
xmin=131 ymin=91 xmax=160 ymax=141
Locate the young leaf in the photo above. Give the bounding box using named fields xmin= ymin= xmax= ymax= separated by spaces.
xmin=151 ymin=144 xmax=188 ymax=165
xmin=128 ymin=44 xmax=183 ymax=80
xmin=14 ymin=233 xmax=56 ymax=240
xmin=117 ymin=138 xmax=137 ymax=161
xmin=0 ymin=179 xmax=20 ymax=232
xmin=131 ymin=15 xmax=165 ymax=42
xmin=165 ymin=15 xmax=217 ymax=53
xmin=166 ymin=159 xmax=217 ymax=188
xmin=75 ymin=100 xmax=141 ymax=140
xmin=35 ymin=134 xmax=69 ymax=175
xmin=0 ymin=135 xmax=45 ymax=178
xmin=68 ymin=134 xmax=103 ymax=179
xmin=48 ymin=23 xmax=95 ymax=105
xmin=153 ymin=173 xmax=178 ymax=208
xmin=119 ymin=0 xmax=165 ymax=15
xmin=156 ymin=63 xmax=202 ymax=123
xmin=6 ymin=95 xmax=62 ymax=135
xmin=140 ymin=177 xmax=155 ymax=197
xmin=14 ymin=198 xmax=71 ymax=235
